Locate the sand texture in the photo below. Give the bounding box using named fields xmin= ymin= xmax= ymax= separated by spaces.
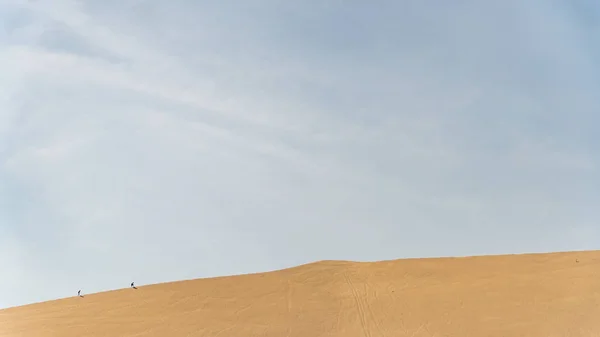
xmin=2 ymin=250 xmax=600 ymax=337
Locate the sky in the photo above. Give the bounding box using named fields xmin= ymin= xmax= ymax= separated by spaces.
xmin=1 ymin=0 xmax=600 ymax=308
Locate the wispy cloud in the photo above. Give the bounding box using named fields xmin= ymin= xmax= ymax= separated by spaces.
xmin=1 ymin=0 xmax=600 ymax=308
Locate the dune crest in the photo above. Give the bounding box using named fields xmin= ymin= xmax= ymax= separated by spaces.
xmin=2 ymin=250 xmax=600 ymax=337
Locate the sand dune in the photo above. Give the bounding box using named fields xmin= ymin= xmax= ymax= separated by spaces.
xmin=2 ymin=250 xmax=600 ymax=337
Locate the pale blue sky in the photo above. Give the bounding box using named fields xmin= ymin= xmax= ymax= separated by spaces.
xmin=1 ymin=0 xmax=600 ymax=308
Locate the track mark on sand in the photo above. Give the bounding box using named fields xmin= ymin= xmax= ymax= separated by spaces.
xmin=410 ymin=323 xmax=425 ymax=337
xmin=287 ymin=280 xmax=293 ymax=314
xmin=214 ymin=325 xmax=236 ymax=337
xmin=344 ymin=273 xmax=372 ymax=337
xmin=286 ymin=280 xmax=294 ymax=337
xmin=334 ymin=289 xmax=345 ymax=333
xmin=365 ymin=282 xmax=387 ymax=337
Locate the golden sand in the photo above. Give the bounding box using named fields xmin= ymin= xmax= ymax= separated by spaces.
xmin=2 ymin=250 xmax=600 ymax=337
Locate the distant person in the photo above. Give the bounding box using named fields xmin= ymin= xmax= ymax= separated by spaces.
xmin=78 ymin=290 xmax=81 ymax=297
xmin=131 ymin=282 xmax=137 ymax=289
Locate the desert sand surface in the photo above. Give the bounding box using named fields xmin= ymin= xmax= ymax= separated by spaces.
xmin=2 ymin=250 xmax=600 ymax=337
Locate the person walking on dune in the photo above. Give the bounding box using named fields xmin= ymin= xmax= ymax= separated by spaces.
xmin=77 ymin=290 xmax=81 ymax=297
xmin=131 ymin=282 xmax=137 ymax=289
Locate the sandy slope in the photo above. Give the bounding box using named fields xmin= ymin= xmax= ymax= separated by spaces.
xmin=2 ymin=251 xmax=600 ymax=337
